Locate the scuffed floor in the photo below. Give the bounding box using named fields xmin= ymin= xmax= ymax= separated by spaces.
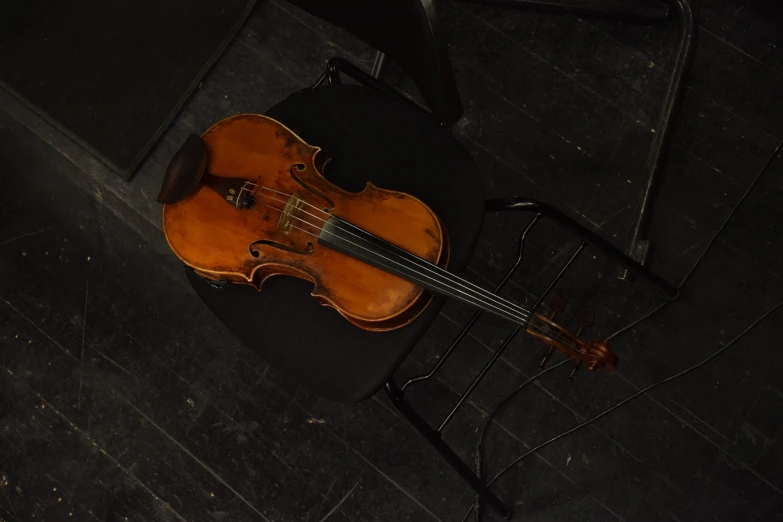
xmin=2 ymin=1 xmax=783 ymax=520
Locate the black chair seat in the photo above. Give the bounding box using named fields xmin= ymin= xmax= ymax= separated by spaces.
xmin=187 ymin=84 xmax=485 ymax=402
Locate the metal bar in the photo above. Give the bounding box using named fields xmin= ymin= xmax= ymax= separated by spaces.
xmin=385 ymin=380 xmax=513 ymax=519
xmin=386 ymin=217 xmax=584 ymax=519
xmin=533 ymin=242 xmax=585 ymax=311
xmin=308 ymin=70 xmax=330 ymax=90
xmin=486 ymin=197 xmax=679 ymax=298
xmin=621 ymin=0 xmax=695 ymax=275
xmin=401 ymin=215 xmax=542 ymax=392
xmin=325 ymin=58 xmax=342 ymax=86
xmin=437 ymin=328 xmax=518 ymax=433
xmin=436 ymin=241 xmax=585 ymax=433
xmin=324 ymin=57 xmax=411 ymax=104
xmin=462 ymin=0 xmax=670 ymax=22
xmin=371 ymin=51 xmax=389 ymax=79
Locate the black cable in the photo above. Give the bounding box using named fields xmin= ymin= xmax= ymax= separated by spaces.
xmin=491 ymin=301 xmax=782 ymax=488
xmin=462 ymin=138 xmax=783 ymax=521
xmin=461 ymin=301 xmax=782 ymax=521
xmin=462 ymin=358 xmax=571 ymax=522
xmin=606 ymin=138 xmax=783 ymax=342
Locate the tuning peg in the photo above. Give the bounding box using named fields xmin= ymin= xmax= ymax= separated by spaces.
xmin=548 ymin=296 xmax=567 ymax=319
xmin=567 ymin=360 xmax=582 ymax=380
xmin=574 ymin=310 xmax=594 ymax=336
xmin=539 ymin=346 xmax=555 ymax=369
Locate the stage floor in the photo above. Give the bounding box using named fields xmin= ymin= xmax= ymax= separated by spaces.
xmin=1 ymin=1 xmax=782 ymax=520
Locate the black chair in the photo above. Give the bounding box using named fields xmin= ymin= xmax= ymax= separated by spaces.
xmin=180 ymin=0 xmax=678 ymax=516
xmin=188 ymin=83 xmax=484 ymax=402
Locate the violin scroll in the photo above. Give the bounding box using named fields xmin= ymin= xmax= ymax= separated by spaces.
xmin=526 ymin=297 xmax=618 ymax=376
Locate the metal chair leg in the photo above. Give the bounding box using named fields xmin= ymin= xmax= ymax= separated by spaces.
xmin=385 ymin=379 xmax=513 ymax=519
xmin=621 ymin=0 xmax=695 ymax=274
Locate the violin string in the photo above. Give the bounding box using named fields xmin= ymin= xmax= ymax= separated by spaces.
xmin=245 ymin=196 xmax=535 ymax=325
xmin=286 ymin=217 xmax=577 ymax=349
xmin=243 ymin=184 xmax=611 ymax=362
xmin=243 ymin=182 xmax=539 ymax=321
xmin=241 ymin=187 xmax=600 ymax=354
xmin=242 ymin=185 xmax=540 ymax=323
xmin=238 ymin=181 xmax=595 ymax=356
xmin=239 ymin=182 xmax=608 ymax=364
xmin=243 ymin=196 xmax=583 ymax=351
xmin=251 ymin=199 xmax=569 ymax=342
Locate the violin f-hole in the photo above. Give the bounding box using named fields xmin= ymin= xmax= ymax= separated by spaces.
xmin=249 ymin=239 xmax=314 ymax=257
xmin=290 ymin=163 xmax=335 ymax=212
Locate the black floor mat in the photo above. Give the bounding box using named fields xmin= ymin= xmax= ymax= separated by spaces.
xmin=0 ymin=0 xmax=256 ymax=179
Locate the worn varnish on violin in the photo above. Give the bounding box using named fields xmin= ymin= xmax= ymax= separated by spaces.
xmin=159 ymin=114 xmax=617 ymax=372
xmin=161 ymin=114 xmax=447 ymax=331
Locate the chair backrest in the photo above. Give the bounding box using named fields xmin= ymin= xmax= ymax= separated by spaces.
xmin=287 ymin=0 xmax=463 ymax=125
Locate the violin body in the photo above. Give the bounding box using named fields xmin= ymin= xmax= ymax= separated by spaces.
xmin=162 ymin=114 xmax=449 ymax=331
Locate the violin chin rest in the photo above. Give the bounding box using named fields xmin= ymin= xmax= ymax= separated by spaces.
xmin=157 ymin=134 xmax=208 ymax=204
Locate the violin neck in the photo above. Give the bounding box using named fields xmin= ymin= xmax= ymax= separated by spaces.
xmin=318 ymin=216 xmax=534 ymax=327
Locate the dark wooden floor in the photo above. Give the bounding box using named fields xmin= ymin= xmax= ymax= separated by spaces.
xmin=2 ymin=1 xmax=783 ymax=520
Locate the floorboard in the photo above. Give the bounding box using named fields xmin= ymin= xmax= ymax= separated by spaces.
xmin=2 ymin=0 xmax=782 ymax=520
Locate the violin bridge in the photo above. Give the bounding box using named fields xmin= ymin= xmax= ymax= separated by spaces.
xmin=277 ymin=191 xmax=305 ymax=235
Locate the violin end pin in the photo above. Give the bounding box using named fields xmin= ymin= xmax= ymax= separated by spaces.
xmin=539 ymin=346 xmax=555 ymax=369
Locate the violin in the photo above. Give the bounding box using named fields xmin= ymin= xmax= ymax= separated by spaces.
xmin=158 ymin=114 xmax=617 ymax=372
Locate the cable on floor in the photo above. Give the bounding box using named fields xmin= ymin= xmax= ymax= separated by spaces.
xmin=464 ymin=138 xmax=783 ymax=521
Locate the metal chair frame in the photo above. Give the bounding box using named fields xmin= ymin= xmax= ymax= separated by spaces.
xmin=306 ymin=57 xmax=677 ymax=517
xmin=285 ymin=0 xmax=694 ymax=514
